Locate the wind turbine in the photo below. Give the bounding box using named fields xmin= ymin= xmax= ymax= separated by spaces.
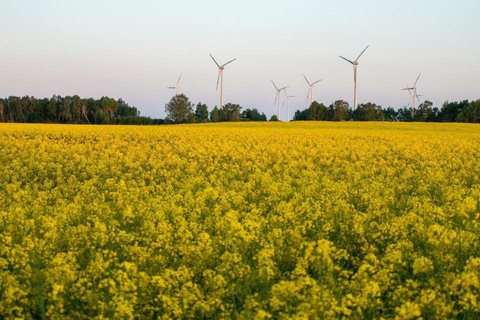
xmin=272 ymin=81 xmax=288 ymax=120
xmin=339 ymin=45 xmax=370 ymax=110
xmin=304 ymin=74 xmax=322 ymax=107
xmin=210 ymin=54 xmax=236 ymax=108
xmin=282 ymin=90 xmax=296 ymax=122
xmin=167 ymin=73 xmax=182 ymax=95
xmin=402 ymin=73 xmax=422 ymax=111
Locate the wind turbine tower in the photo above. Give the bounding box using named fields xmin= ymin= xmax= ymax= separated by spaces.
xmin=210 ymin=54 xmax=236 ymax=108
xmin=402 ymin=73 xmax=422 ymax=111
xmin=283 ymin=90 xmax=296 ymax=122
xmin=304 ymin=74 xmax=322 ymax=107
xmin=272 ymin=81 xmax=288 ymax=120
xmin=339 ymin=45 xmax=370 ymax=110
xmin=167 ymin=73 xmax=182 ymax=95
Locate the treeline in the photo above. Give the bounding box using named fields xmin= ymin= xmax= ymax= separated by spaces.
xmin=164 ymin=94 xmax=268 ymax=124
xmin=0 ymin=94 xmax=267 ymax=125
xmin=0 ymin=95 xmax=162 ymax=124
xmin=2 ymin=94 xmax=479 ymax=125
xmin=294 ymin=100 xmax=480 ymax=123
xmin=166 ymin=95 xmax=480 ymax=124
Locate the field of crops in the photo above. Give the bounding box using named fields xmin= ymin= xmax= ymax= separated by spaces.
xmin=1 ymin=122 xmax=479 ymax=319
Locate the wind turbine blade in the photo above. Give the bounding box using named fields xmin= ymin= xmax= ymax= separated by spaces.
xmin=303 ymin=74 xmax=311 ymax=86
xmin=312 ymin=79 xmax=322 ymax=85
xmin=355 ymin=45 xmax=370 ymax=62
xmin=167 ymin=87 xmax=176 ymax=89
xmin=176 ymin=73 xmax=182 ymax=86
xmin=210 ymin=54 xmax=221 ymax=68
xmin=339 ymin=55 xmax=354 ymax=64
xmin=222 ymin=58 xmax=237 ymax=67
xmin=216 ymin=71 xmax=221 ymax=91
xmin=274 ymin=93 xmax=279 ymax=105
xmin=414 ymin=73 xmax=421 ymax=87
xmin=306 ymin=90 xmax=310 ymax=104
xmin=416 ymin=93 xmax=421 ymax=103
xmin=271 ymin=80 xmax=279 ymax=91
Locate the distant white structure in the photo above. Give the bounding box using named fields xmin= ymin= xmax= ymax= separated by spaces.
xmin=283 ymin=90 xmax=296 ymax=122
xmin=210 ymin=54 xmax=236 ymax=108
xmin=271 ymin=81 xmax=288 ymax=120
xmin=304 ymin=74 xmax=322 ymax=107
xmin=167 ymin=74 xmax=182 ymax=95
xmin=402 ymin=73 xmax=422 ymax=111
xmin=339 ymin=45 xmax=370 ymax=110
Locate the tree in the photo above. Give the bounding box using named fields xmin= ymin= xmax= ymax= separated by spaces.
xmin=59 ymin=96 xmax=73 ymax=123
xmin=327 ymin=100 xmax=350 ymax=121
xmin=383 ymin=107 xmax=398 ymax=121
xmin=46 ymin=95 xmax=61 ymax=122
xmin=241 ymin=108 xmax=267 ymax=121
xmin=195 ymin=102 xmax=209 ymax=123
xmin=21 ymin=96 xmax=37 ymax=122
xmin=269 ymin=115 xmax=279 ymax=121
xmin=118 ymin=98 xmax=138 ymax=117
xmin=0 ymin=95 xmax=142 ymax=124
xmin=219 ymin=103 xmax=242 ymax=122
xmin=397 ymin=107 xmax=414 ymax=122
xmin=457 ymin=99 xmax=480 ymax=123
xmin=414 ymin=100 xmax=435 ymax=122
xmin=165 ymin=94 xmax=194 ymax=124
xmin=8 ymin=96 xmax=24 ymax=122
xmin=100 ymin=97 xmax=119 ymax=123
xmin=293 ymin=108 xmax=309 ymax=121
xmin=0 ymin=99 xmax=4 ymax=122
xmin=354 ymin=102 xmax=385 ymax=121
xmin=210 ymin=106 xmax=220 ymax=122
xmin=308 ymin=101 xmax=327 ymax=120
xmin=438 ymin=100 xmax=469 ymax=122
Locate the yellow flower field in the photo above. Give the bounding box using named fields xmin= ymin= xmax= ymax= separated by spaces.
xmin=1 ymin=122 xmax=479 ymax=319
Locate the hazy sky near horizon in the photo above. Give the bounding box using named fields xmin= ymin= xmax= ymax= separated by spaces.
xmin=1 ymin=0 xmax=479 ymax=118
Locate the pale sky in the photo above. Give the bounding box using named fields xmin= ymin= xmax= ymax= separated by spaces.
xmin=1 ymin=0 xmax=479 ymax=118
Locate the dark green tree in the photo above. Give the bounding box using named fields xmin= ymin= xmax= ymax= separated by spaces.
xmin=457 ymin=100 xmax=480 ymax=123
xmin=47 ymin=95 xmax=61 ymax=122
xmin=195 ymin=102 xmax=209 ymax=123
xmin=241 ymin=108 xmax=267 ymax=121
xmin=21 ymin=96 xmax=37 ymax=122
xmin=414 ymin=100 xmax=435 ymax=122
xmin=118 ymin=98 xmax=139 ymax=117
xmin=59 ymin=96 xmax=73 ymax=123
xmin=438 ymin=100 xmax=469 ymax=122
xmin=328 ymin=100 xmax=350 ymax=121
xmin=308 ymin=101 xmax=327 ymax=120
xmin=269 ymin=115 xmax=279 ymax=121
xmin=165 ymin=94 xmax=194 ymax=124
xmin=383 ymin=107 xmax=398 ymax=121
xmin=219 ymin=103 xmax=242 ymax=121
xmin=0 ymin=95 xmax=141 ymax=124
xmin=210 ymin=106 xmax=220 ymax=122
xmin=293 ymin=108 xmax=309 ymax=120
xmin=0 ymin=99 xmax=4 ymax=122
xmin=8 ymin=96 xmax=24 ymax=122
xmin=397 ymin=107 xmax=414 ymax=122
xmin=354 ymin=102 xmax=385 ymax=121
xmin=100 ymin=97 xmax=119 ymax=123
